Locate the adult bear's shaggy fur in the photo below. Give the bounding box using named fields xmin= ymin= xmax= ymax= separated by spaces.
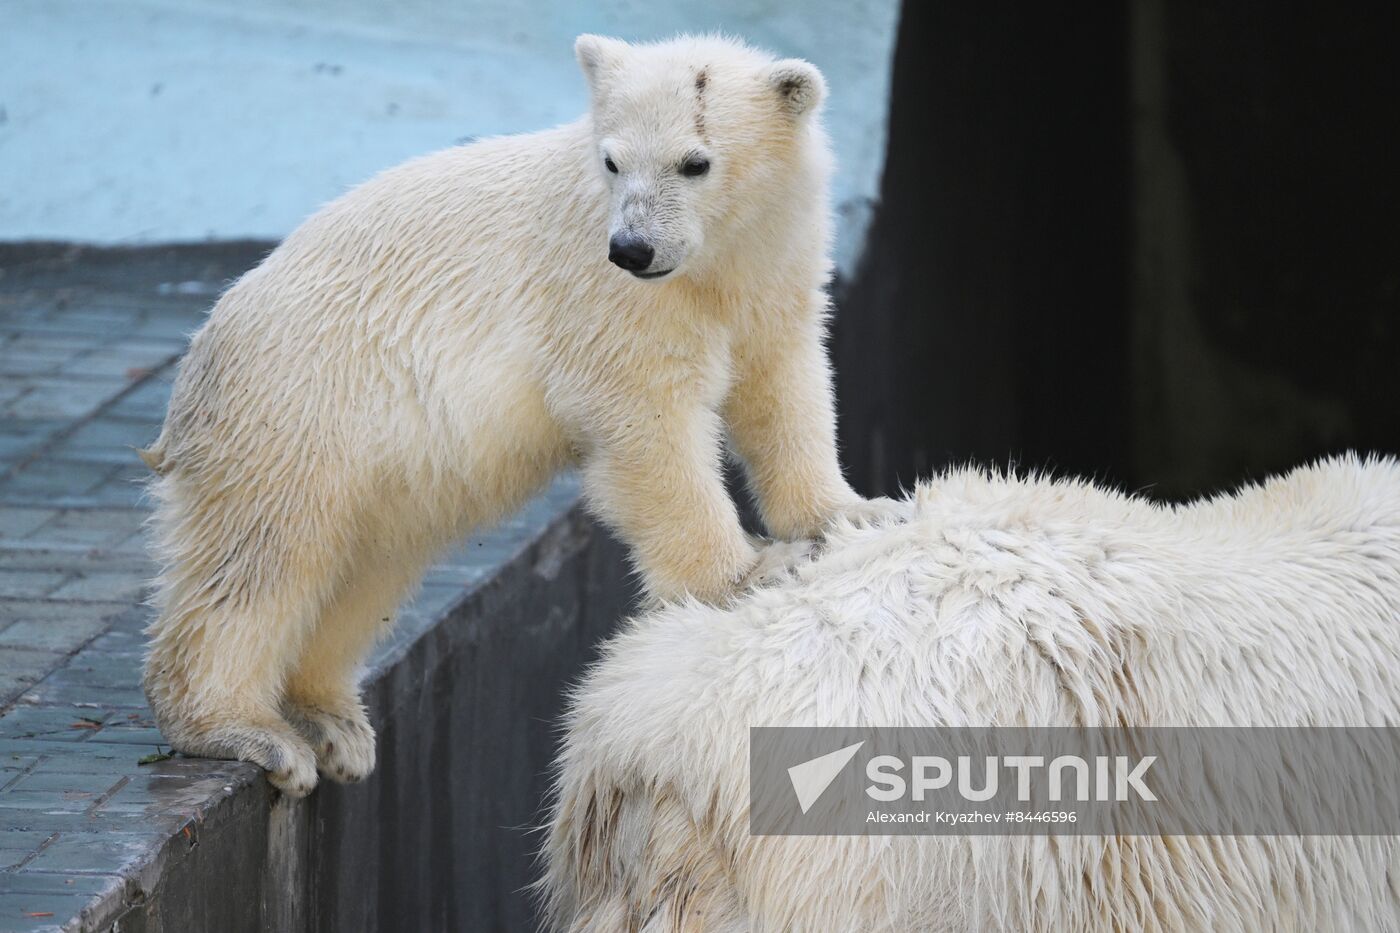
xmin=541 ymin=455 xmax=1400 ymax=932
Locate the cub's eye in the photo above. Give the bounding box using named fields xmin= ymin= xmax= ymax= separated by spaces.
xmin=604 ymin=157 xmax=618 ymax=174
xmin=681 ymin=157 xmax=710 ymax=177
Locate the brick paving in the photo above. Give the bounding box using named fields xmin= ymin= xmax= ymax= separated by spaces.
xmin=0 ymin=245 xmax=578 ymax=931
xmin=0 ymin=248 xmax=219 ymax=715
xmin=0 ymin=247 xmax=243 ymax=930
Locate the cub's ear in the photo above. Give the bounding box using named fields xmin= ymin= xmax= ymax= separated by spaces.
xmin=575 ymin=34 xmax=628 ymax=89
xmin=766 ymin=59 xmax=826 ymax=117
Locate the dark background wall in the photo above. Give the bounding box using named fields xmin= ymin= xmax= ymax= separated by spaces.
xmin=836 ymin=0 xmax=1398 ymax=501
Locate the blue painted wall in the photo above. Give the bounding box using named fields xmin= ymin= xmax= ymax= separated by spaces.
xmin=1 ymin=0 xmax=898 ymax=270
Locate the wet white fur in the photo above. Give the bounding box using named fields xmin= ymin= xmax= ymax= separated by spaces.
xmin=542 ymin=455 xmax=1400 ymax=932
xmin=142 ymin=35 xmax=885 ymax=797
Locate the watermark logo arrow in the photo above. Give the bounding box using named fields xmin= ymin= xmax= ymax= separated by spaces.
xmin=788 ymin=741 xmax=864 ymax=814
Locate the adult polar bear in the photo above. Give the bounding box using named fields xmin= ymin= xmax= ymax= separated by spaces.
xmin=142 ymin=36 xmax=892 ymax=797
xmin=542 ymin=456 xmax=1400 ymax=932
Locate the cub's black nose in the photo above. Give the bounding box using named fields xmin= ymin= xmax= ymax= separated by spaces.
xmin=608 ymin=234 xmax=655 ymax=273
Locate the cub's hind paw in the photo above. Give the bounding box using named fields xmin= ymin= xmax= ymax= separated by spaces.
xmin=263 ymin=741 xmax=319 ymax=798
xmin=195 ymin=721 xmax=319 ymax=798
xmin=287 ymin=701 xmax=377 ymax=784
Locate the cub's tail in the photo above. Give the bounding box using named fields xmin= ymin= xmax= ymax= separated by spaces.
xmin=136 ymin=436 xmax=169 ymax=476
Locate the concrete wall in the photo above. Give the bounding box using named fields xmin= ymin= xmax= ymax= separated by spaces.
xmin=1129 ymin=0 xmax=1400 ymax=496
xmin=839 ymin=0 xmax=1398 ymax=501
xmin=835 ymin=1 xmax=1131 ymax=496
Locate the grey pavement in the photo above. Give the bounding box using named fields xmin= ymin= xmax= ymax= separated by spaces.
xmin=0 ymin=246 xmax=217 ymax=712
xmin=0 ymin=245 xmax=583 ymax=931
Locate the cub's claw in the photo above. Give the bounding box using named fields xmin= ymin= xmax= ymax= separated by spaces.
xmin=742 ymin=537 xmax=817 ymax=591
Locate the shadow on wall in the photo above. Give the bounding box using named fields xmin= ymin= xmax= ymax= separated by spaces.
xmin=836 ymin=0 xmax=1399 ymax=501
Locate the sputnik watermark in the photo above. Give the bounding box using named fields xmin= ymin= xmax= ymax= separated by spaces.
xmin=865 ymin=754 xmax=1156 ymax=802
xmin=789 ymin=746 xmax=1155 ymax=817
xmin=750 ymin=727 xmax=1400 ymax=835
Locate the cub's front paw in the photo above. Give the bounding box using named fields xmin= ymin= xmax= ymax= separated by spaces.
xmin=742 ymin=537 xmax=817 ymax=591
xmin=830 ymin=495 xmax=912 ymax=530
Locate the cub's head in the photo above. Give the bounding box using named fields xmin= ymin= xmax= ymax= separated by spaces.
xmin=575 ymin=34 xmax=828 ymax=282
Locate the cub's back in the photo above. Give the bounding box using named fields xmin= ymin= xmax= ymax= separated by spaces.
xmin=154 ymin=121 xmax=607 ymax=477
xmin=261 ymin=119 xmax=608 ymax=317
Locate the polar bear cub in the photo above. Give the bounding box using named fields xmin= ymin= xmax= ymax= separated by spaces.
xmin=141 ymin=34 xmax=892 ymax=796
